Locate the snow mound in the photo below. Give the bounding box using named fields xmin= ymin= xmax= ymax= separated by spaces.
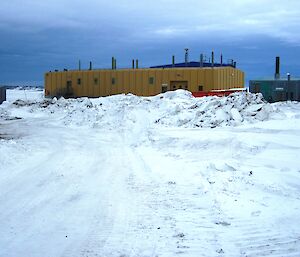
xmin=155 ymin=92 xmax=281 ymax=128
xmin=1 ymin=90 xmax=283 ymax=129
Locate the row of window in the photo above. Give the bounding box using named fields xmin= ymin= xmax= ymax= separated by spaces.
xmin=77 ymin=77 xmax=155 ymax=86
xmin=75 ymin=78 xmax=203 ymax=92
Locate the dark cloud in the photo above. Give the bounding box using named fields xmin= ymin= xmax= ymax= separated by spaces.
xmin=0 ymin=0 xmax=300 ymax=85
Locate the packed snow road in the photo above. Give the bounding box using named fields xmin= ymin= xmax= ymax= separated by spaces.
xmin=0 ymin=89 xmax=300 ymax=257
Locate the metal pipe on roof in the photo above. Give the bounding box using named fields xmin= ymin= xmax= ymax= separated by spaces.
xmin=114 ymin=59 xmax=117 ymax=70
xmin=184 ymin=48 xmax=189 ymax=66
xmin=275 ymin=56 xmax=280 ymax=80
xmin=79 ymin=60 xmax=81 ymax=70
xmin=136 ymin=59 xmax=139 ymax=69
xmin=132 ymin=59 xmax=135 ymax=69
xmin=112 ymin=57 xmax=115 ymax=70
xmin=211 ymin=51 xmax=214 ymax=67
xmin=220 ymin=54 xmax=223 ymax=66
xmin=89 ymin=61 xmax=92 ymax=70
xmin=172 ymin=55 xmax=175 ymax=67
xmin=200 ymin=54 xmax=204 ymax=67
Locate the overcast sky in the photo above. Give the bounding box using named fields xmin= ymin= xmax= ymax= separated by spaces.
xmin=1 ymin=0 xmax=300 ymax=85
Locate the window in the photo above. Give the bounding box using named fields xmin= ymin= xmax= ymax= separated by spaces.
xmin=198 ymin=85 xmax=203 ymax=91
xmin=149 ymin=77 xmax=154 ymax=84
xmin=94 ymin=78 xmax=98 ymax=85
xmin=66 ymin=81 xmax=73 ymax=96
xmin=112 ymin=77 xmax=116 ymax=85
xmin=77 ymin=78 xmax=81 ymax=85
xmin=66 ymin=81 xmax=72 ymax=88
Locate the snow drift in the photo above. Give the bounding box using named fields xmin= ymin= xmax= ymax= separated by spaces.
xmin=1 ymin=90 xmax=284 ymax=129
xmin=1 ymin=88 xmax=300 ymax=257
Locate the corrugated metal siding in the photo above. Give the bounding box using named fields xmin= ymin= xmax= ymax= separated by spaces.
xmin=0 ymin=87 xmax=6 ymax=104
xmin=45 ymin=67 xmax=245 ymax=98
xmin=249 ymin=80 xmax=300 ymax=102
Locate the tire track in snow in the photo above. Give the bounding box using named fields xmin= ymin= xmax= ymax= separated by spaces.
xmin=147 ymin=128 xmax=300 ymax=256
xmin=127 ymin=148 xmax=230 ymax=256
xmin=61 ymin=133 xmax=151 ymax=257
xmin=231 ymin=218 xmax=300 ymax=256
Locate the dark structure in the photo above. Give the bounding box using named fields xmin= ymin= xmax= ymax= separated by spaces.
xmin=45 ymin=50 xmax=244 ymax=98
xmin=151 ymin=50 xmax=236 ymax=69
xmin=150 ymin=61 xmax=235 ymax=69
xmin=249 ymin=57 xmax=300 ymax=102
xmin=0 ymin=86 xmax=6 ymax=104
xmin=250 ymin=79 xmax=300 ymax=102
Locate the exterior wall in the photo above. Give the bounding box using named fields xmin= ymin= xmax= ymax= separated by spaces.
xmin=249 ymin=80 xmax=300 ymax=102
xmin=0 ymin=87 xmax=6 ymax=104
xmin=45 ymin=67 xmax=245 ymax=98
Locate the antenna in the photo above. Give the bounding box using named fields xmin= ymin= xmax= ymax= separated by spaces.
xmin=184 ymin=48 xmax=189 ymax=66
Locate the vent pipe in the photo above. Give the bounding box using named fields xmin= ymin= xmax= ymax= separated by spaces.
xmin=132 ymin=59 xmax=135 ymax=69
xmin=136 ymin=59 xmax=139 ymax=69
xmin=79 ymin=60 xmax=81 ymax=70
xmin=233 ymin=61 xmax=236 ymax=68
xmin=211 ymin=51 xmax=214 ymax=67
xmin=114 ymin=58 xmax=117 ymax=70
xmin=112 ymin=57 xmax=115 ymax=70
xmin=275 ymin=56 xmax=280 ymax=80
xmin=287 ymin=72 xmax=291 ymax=81
xmin=89 ymin=61 xmax=92 ymax=70
xmin=200 ymin=54 xmax=204 ymax=67
xmin=184 ymin=48 xmax=189 ymax=66
xmin=172 ymin=55 xmax=175 ymax=67
xmin=220 ymin=54 xmax=223 ymax=66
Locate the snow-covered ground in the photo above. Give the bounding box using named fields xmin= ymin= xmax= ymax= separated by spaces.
xmin=0 ymin=88 xmax=300 ymax=257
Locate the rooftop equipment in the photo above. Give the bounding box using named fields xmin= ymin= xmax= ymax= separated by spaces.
xmin=200 ymin=54 xmax=204 ymax=67
xmin=112 ymin=57 xmax=115 ymax=69
xmin=275 ymin=56 xmax=280 ymax=80
xmin=184 ymin=48 xmax=189 ymax=66
xmin=249 ymin=56 xmax=300 ymax=102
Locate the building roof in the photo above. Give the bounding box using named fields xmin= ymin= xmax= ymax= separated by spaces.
xmin=150 ymin=61 xmax=235 ymax=69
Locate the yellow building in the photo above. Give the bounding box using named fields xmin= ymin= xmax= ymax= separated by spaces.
xmin=45 ymin=65 xmax=244 ymax=98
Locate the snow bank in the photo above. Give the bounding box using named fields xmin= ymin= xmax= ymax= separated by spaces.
xmin=6 ymin=88 xmax=44 ymax=102
xmin=1 ymin=90 xmax=283 ymax=129
xmin=155 ymin=91 xmax=282 ymax=128
xmin=1 ymin=88 xmax=300 ymax=257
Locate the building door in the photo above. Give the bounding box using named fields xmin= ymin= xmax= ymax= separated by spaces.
xmin=273 ymin=91 xmax=286 ymax=102
xmin=66 ymin=81 xmax=73 ymax=97
xmin=161 ymin=84 xmax=168 ymax=93
xmin=252 ymin=83 xmax=260 ymax=93
xmin=170 ymin=81 xmax=188 ymax=91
